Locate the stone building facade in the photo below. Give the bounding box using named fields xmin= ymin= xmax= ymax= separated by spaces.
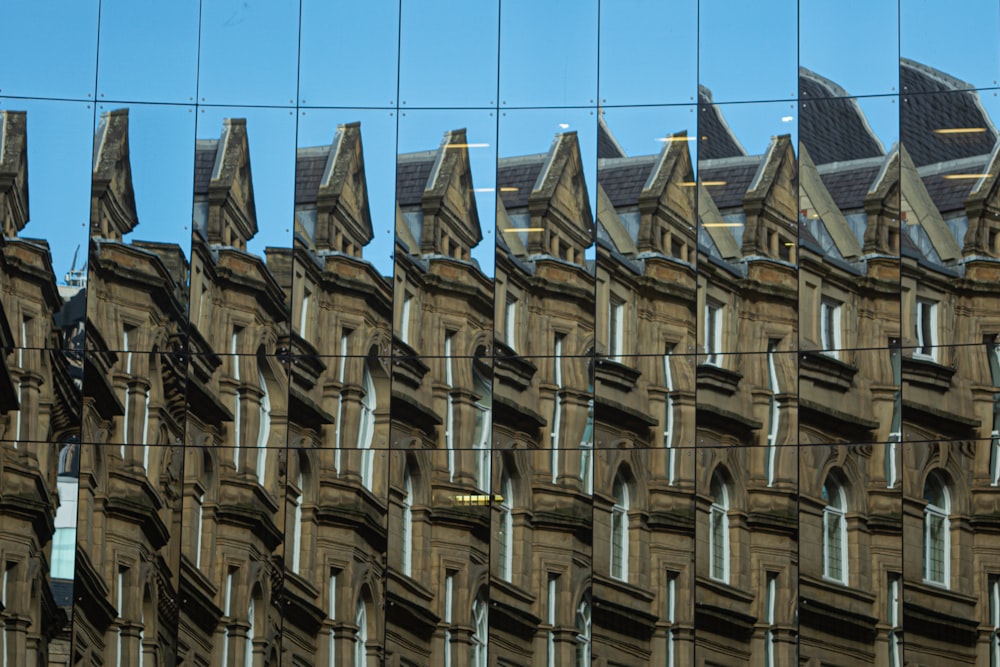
xmin=0 ymin=56 xmax=999 ymax=667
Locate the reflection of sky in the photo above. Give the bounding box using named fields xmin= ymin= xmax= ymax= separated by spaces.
xmin=5 ymin=0 xmax=1000 ymax=284
xmin=6 ymin=99 xmax=94 ymax=284
xmin=111 ymin=104 xmax=196 ymax=249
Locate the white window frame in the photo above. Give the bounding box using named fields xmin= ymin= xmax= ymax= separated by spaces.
xmin=402 ymin=472 xmax=413 ymax=577
xmin=471 ymin=598 xmax=487 ymax=667
xmin=704 ymin=301 xmax=723 ymax=366
xmin=505 ymin=294 xmax=518 ymax=351
xmin=822 ymin=479 xmax=848 ymax=584
xmin=291 ymin=469 xmax=304 ymax=573
xmin=611 ymin=474 xmax=629 ymax=581
xmin=256 ymin=369 xmax=270 ymax=484
xmin=354 ymin=599 xmax=367 ymax=667
xmin=575 ymin=597 xmax=591 ymax=667
xmin=444 ymin=336 xmax=455 ymax=482
xmin=664 ymin=353 xmax=676 ymax=484
xmin=498 ymin=474 xmax=513 ymax=581
xmin=923 ymin=474 xmax=951 ymax=588
xmin=609 ymin=296 xmax=625 ymax=360
xmin=765 ymin=340 xmax=780 ymax=486
xmin=820 ymin=298 xmax=842 ymax=357
xmin=764 ymin=572 xmax=777 ymax=667
xmin=358 ymin=365 xmax=376 ymax=490
xmin=888 ymin=573 xmax=902 ymax=667
xmin=709 ymin=474 xmax=730 ymax=583
xmin=914 ymin=298 xmax=938 ymax=361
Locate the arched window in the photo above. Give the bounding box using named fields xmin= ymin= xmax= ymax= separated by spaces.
xmin=472 ymin=362 xmax=492 ymax=492
xmin=354 ymin=599 xmax=367 ymax=666
xmin=498 ymin=473 xmax=513 ymax=581
xmin=822 ymin=477 xmax=848 ymax=583
xmin=358 ymin=364 xmax=376 ymax=490
xmin=923 ymin=472 xmax=950 ymax=587
xmin=471 ymin=597 xmax=487 ymax=667
xmin=256 ymin=368 xmax=271 ymax=483
xmin=244 ymin=596 xmax=255 ymax=667
xmin=575 ymin=595 xmax=591 ymax=667
xmin=402 ymin=470 xmax=413 ymax=577
xmin=611 ymin=473 xmax=629 ymax=581
xmin=290 ymin=467 xmax=304 ymax=573
xmin=709 ymin=472 xmax=730 ymax=583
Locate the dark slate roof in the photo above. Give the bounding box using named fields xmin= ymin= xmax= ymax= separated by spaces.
xmin=698 ymin=86 xmax=746 ymax=160
xmin=395 ymin=151 xmax=436 ymax=207
xmin=817 ymin=163 xmax=882 ymax=211
xmin=799 ymin=69 xmax=884 ymax=165
xmin=900 ymin=59 xmax=998 ymax=166
xmin=295 ymin=146 xmax=330 ymax=206
xmin=498 ymin=154 xmax=546 ymax=210
xmin=193 ymin=141 xmax=217 ymax=196
xmin=919 ymin=158 xmax=989 ymax=214
xmin=598 ymin=156 xmax=657 ymax=207
xmin=699 ymin=157 xmax=761 ymax=209
xmin=598 ymin=117 xmax=627 ymax=159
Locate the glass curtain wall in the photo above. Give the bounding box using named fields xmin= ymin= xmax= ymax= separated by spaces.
xmin=0 ymin=1 xmax=999 ymax=665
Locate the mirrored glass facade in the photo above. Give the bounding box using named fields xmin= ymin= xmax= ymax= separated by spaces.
xmin=1 ymin=2 xmax=999 ymax=665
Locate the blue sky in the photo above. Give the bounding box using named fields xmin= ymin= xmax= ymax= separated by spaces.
xmin=2 ymin=0 xmax=999 ymax=285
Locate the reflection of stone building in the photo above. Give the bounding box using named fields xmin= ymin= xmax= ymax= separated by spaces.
xmin=0 ymin=110 xmax=80 ymax=666
xmin=3 ymin=59 xmax=1000 ymax=667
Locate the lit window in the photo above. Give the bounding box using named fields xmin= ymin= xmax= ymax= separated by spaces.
xmin=709 ymin=472 xmax=730 ymax=583
xmin=822 ymin=477 xmax=848 ymax=584
xmin=611 ymin=474 xmax=629 ymax=581
xmin=923 ymin=472 xmax=950 ymax=587
xmin=915 ymin=299 xmax=938 ymax=360
xmin=704 ymin=301 xmax=723 ymax=365
xmin=820 ymin=298 xmax=842 ymax=355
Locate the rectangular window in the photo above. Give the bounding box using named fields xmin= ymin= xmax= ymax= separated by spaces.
xmin=505 ymin=294 xmax=517 ymax=351
xmin=704 ymin=301 xmax=723 ymax=365
xmin=445 ymin=333 xmax=455 ymax=481
xmin=664 ymin=352 xmax=676 ymax=484
xmin=400 ymin=292 xmax=413 ymax=344
xmin=552 ymin=335 xmax=564 ymax=484
xmin=764 ymin=572 xmax=777 ymax=667
xmin=765 ymin=340 xmax=780 ymax=486
xmin=665 ymin=572 xmax=677 ymax=667
xmin=299 ymin=285 xmax=312 ymax=337
xmin=915 ymin=298 xmax=938 ymax=360
xmin=609 ymin=296 xmax=625 ymax=360
xmin=546 ymin=574 xmax=557 ymax=667
xmin=820 ymin=298 xmax=841 ymax=356
xmin=443 ymin=572 xmax=455 ymax=667
xmin=888 ymin=340 xmax=902 ymax=487
xmin=991 ymin=576 xmax=1000 ymax=667
xmin=888 ymin=573 xmax=902 ymax=667
xmin=328 ymin=570 xmax=337 ymax=620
